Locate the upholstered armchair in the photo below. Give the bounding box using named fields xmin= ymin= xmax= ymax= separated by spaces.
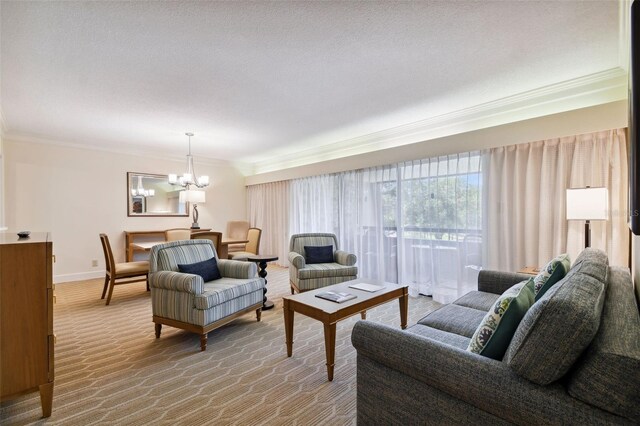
xmin=288 ymin=233 xmax=358 ymax=294
xmin=149 ymin=239 xmax=264 ymax=351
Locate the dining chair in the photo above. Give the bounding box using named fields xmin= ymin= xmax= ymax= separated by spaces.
xmin=226 ymin=220 xmax=250 ymax=252
xmin=165 ymin=228 xmax=192 ymax=241
xmin=191 ymin=231 xmax=223 ymax=257
xmin=228 ymin=227 xmax=262 ymax=260
xmin=99 ymin=233 xmax=149 ymax=305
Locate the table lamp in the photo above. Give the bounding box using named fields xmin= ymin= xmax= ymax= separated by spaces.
xmin=566 ymin=187 xmax=609 ymax=248
xmin=179 ymin=189 xmax=206 ymax=229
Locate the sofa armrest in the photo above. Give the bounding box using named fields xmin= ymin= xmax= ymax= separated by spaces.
xmin=351 ymin=321 xmax=619 ymax=425
xmin=217 ymin=259 xmax=257 ymax=279
xmin=149 ymin=271 xmax=204 ymax=294
xmin=477 ymin=270 xmax=531 ymax=294
xmin=334 ymin=250 xmax=357 ymax=266
xmin=288 ymin=252 xmax=305 ymax=269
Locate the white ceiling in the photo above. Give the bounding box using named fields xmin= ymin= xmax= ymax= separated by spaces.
xmin=0 ymin=1 xmax=624 ymax=173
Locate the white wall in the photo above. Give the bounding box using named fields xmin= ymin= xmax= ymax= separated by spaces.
xmin=4 ymin=140 xmax=247 ymax=283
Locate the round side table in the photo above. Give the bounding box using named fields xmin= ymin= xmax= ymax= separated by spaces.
xmin=247 ymin=255 xmax=278 ymax=310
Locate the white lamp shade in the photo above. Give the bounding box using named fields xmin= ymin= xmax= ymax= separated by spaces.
xmin=566 ymin=187 xmax=608 ymax=220
xmin=179 ymin=189 xmax=206 ymax=204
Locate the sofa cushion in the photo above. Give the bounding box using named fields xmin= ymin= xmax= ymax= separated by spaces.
xmin=304 ymin=245 xmax=334 ymax=264
xmin=194 ymin=277 xmax=264 ymax=309
xmin=453 ymin=291 xmax=500 ymax=312
xmin=418 ymin=304 xmax=487 ymax=338
xmin=467 ymin=279 xmax=534 ymax=360
xmin=567 ymin=266 xmax=640 ymax=422
xmin=298 ymin=263 xmax=358 ymax=279
xmin=177 ymin=257 xmax=221 ymax=282
xmin=569 ymin=247 xmax=609 ymax=283
xmin=504 ymin=250 xmax=608 ymax=385
xmin=406 ymin=324 xmax=471 ymax=350
xmin=533 ymin=253 xmax=570 ymax=300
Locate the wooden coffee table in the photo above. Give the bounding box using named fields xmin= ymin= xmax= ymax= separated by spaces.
xmin=283 ymin=279 xmax=408 ymax=381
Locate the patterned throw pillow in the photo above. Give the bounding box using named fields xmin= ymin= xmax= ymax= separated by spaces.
xmin=467 ymin=279 xmax=535 ymax=360
xmin=533 ymin=253 xmax=571 ymax=301
xmin=177 ymin=257 xmax=221 ymax=282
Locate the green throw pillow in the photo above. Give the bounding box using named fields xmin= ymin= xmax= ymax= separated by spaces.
xmin=533 ymin=253 xmax=571 ymax=301
xmin=467 ymin=279 xmax=535 ymax=360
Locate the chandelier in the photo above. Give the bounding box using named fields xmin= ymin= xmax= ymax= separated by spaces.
xmin=169 ymin=132 xmax=210 ymax=188
xmin=131 ymin=175 xmax=155 ymax=197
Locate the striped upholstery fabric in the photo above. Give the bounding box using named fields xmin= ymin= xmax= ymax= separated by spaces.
xmin=195 ymin=278 xmax=264 ymax=309
xmin=288 ymin=233 xmax=358 ymax=292
xmin=217 ymin=259 xmax=256 ymax=279
xmin=298 ymin=263 xmax=358 ymax=279
xmin=151 ymin=286 xmax=263 ymax=326
xmin=334 ymin=250 xmax=357 ymax=266
xmin=149 ymin=270 xmax=204 ymax=294
xmin=288 ymin=252 xmax=305 ymax=269
xmin=292 ymin=274 xmax=358 ymax=292
xmin=290 ymin=233 xmax=337 ymax=256
xmin=150 ymin=240 xmax=217 ymax=273
xmin=149 ymin=239 xmax=264 ymax=328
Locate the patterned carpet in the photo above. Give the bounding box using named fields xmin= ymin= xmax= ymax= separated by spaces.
xmin=1 ymin=266 xmax=440 ymax=425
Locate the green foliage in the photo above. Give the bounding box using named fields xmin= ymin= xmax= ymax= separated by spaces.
xmin=381 ymin=174 xmax=482 ymax=241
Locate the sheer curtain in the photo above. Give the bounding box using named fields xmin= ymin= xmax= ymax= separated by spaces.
xmin=288 ymin=153 xmax=483 ymax=303
xmin=483 ymin=129 xmax=628 ymax=271
xmin=247 ymin=180 xmax=290 ymax=267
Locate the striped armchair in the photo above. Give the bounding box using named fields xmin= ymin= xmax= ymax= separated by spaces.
xmin=149 ymin=239 xmax=264 ymax=351
xmin=288 ymin=233 xmax=358 ymax=294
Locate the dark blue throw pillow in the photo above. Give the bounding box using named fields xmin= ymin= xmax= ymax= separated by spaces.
xmin=177 ymin=257 xmax=221 ymax=282
xmin=304 ymin=245 xmax=334 ymax=264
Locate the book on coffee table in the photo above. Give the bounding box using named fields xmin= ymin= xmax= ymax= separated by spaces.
xmin=315 ymin=291 xmax=357 ymax=303
xmin=348 ymin=282 xmax=385 ymax=292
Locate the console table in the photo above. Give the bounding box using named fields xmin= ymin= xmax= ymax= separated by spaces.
xmin=124 ymin=229 xmax=210 ymax=261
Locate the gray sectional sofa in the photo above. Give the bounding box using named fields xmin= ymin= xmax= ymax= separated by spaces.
xmin=352 ymin=249 xmax=640 ymax=425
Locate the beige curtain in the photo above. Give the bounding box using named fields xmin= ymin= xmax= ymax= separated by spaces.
xmin=247 ymin=180 xmax=290 ymax=267
xmin=483 ymin=129 xmax=628 ymax=271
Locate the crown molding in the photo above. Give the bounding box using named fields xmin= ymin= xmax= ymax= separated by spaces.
xmin=619 ymin=0 xmax=631 ymax=71
xmin=2 ymin=132 xmax=251 ymax=170
xmin=250 ymin=68 xmax=628 ymax=175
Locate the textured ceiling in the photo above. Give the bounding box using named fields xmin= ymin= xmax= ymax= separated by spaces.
xmin=0 ymin=1 xmax=622 ymax=170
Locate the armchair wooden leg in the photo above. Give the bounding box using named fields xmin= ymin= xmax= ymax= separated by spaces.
xmin=200 ymin=334 xmax=208 ymax=351
xmin=101 ymin=274 xmax=109 ymax=299
xmin=155 ymin=323 xmax=162 ymax=338
xmin=360 ymin=311 xmax=367 ymax=320
xmin=256 ymin=308 xmax=262 ymax=322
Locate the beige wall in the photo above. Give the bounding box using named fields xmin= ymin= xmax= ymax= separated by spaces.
xmin=246 ymin=100 xmax=628 ymax=185
xmin=4 ymin=140 xmax=247 ymax=283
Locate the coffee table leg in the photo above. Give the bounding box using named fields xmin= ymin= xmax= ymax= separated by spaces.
xmin=258 ymin=260 xmax=274 ymax=310
xmin=284 ymin=299 xmax=294 ymax=357
xmin=399 ymin=289 xmax=408 ymax=330
xmin=324 ymin=322 xmax=337 ymax=381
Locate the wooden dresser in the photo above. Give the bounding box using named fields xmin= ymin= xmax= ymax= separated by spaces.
xmin=0 ymin=232 xmax=54 ymax=417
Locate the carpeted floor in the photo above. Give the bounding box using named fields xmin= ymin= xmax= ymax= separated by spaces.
xmin=1 ymin=266 xmax=440 ymax=425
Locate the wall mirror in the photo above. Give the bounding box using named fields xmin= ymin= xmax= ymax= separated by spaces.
xmin=127 ymin=172 xmax=189 ymax=217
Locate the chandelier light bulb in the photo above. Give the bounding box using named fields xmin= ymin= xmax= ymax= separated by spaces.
xmin=169 ymin=132 xmax=211 ymax=190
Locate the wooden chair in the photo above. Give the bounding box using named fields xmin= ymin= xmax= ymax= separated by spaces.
xmin=226 ymin=220 xmax=250 ymax=252
xmin=191 ymin=231 xmax=223 ymax=257
xmin=165 ymin=228 xmax=191 ymax=241
xmin=228 ymin=228 xmax=262 ymax=260
xmin=99 ymin=233 xmax=149 ymax=305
